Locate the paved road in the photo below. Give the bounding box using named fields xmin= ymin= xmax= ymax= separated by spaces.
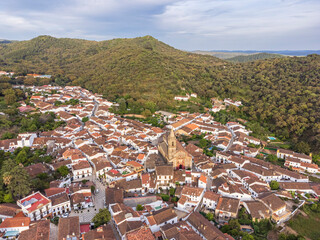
xmin=49 ymin=223 xmax=58 ymax=240
xmin=206 ymin=175 xmax=212 ymax=191
xmin=69 ymin=177 xmax=106 ymax=223
xmin=92 ymin=100 xmax=99 ymax=117
xmin=224 ymin=129 xmax=235 ymax=152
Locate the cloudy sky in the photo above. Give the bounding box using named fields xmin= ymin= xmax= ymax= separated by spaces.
xmin=0 ymin=0 xmax=319 ymax=50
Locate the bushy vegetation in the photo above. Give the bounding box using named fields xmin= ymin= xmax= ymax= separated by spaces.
xmin=0 ymin=83 xmax=65 ymax=139
xmin=92 ymin=208 xmax=111 ymax=228
xmin=0 ymin=147 xmax=58 ymax=201
xmin=227 ymin=53 xmax=284 ymax=63
xmin=288 ymin=203 xmax=320 ymax=240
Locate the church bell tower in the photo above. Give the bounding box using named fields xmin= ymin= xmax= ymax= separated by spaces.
xmin=167 ymin=128 xmax=176 ymax=160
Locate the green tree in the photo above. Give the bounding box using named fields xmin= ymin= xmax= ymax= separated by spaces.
xmin=294 ymin=141 xmax=311 ymax=155
xmin=142 ymin=109 xmax=152 ymax=117
xmin=57 ymin=166 xmax=69 ymax=177
xmin=136 ymin=204 xmax=144 ymax=211
xmin=92 ymin=208 xmax=111 ymax=228
xmin=15 ymin=149 xmax=28 ymax=165
xmin=3 ymin=192 xmax=14 ymax=203
xmin=206 ymin=212 xmax=214 ymax=221
xmin=82 ymin=117 xmax=89 ymax=122
xmin=3 ymin=89 xmax=17 ymax=105
xmin=118 ymin=98 xmax=127 ymax=114
xmin=0 ymin=159 xmax=17 ymax=183
xmin=169 ymin=188 xmax=175 ymax=197
xmin=161 ymin=194 xmax=170 ymax=201
xmin=171 ymin=196 xmax=179 ymax=202
xmin=91 ymin=185 xmax=96 ymax=194
xmin=5 ymin=165 xmax=31 ymax=199
xmin=199 ymin=138 xmax=208 ymax=149
xmin=242 ymin=233 xmax=254 ymax=240
xmin=1 ymin=132 xmax=15 ymax=140
xmin=4 ymin=94 xmax=17 ymax=105
xmin=266 ymin=154 xmax=278 ymax=163
xmin=270 ymin=180 xmax=280 ymax=190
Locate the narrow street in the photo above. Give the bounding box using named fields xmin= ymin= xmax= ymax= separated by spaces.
xmin=69 ymin=177 xmax=106 ymax=223
xmin=224 ymin=129 xmax=235 ymax=152
xmin=92 ymin=100 xmax=99 ymax=117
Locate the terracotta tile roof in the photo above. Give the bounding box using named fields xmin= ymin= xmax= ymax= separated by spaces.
xmin=19 ymin=220 xmax=50 ymax=240
xmin=0 ymin=217 xmax=30 ymax=228
xmin=0 ymin=203 xmax=21 ymax=217
xmin=203 ymin=191 xmax=220 ymax=202
xmin=18 ymin=192 xmax=51 ymax=213
xmin=216 ymin=197 xmax=240 ymax=214
xmin=44 ymin=188 xmax=66 ymax=198
xmin=199 ymin=175 xmax=207 ymax=184
xmin=82 ymin=225 xmax=116 ymax=240
xmin=244 ymin=201 xmax=270 ymax=220
xmin=127 ymin=226 xmax=155 ymax=240
xmin=117 ymin=221 xmax=143 ymax=236
xmin=258 ymin=193 xmax=286 ymax=212
xmin=147 ymin=216 xmax=156 ymax=226
xmin=50 ymin=192 xmax=70 ymax=206
xmin=187 ymin=212 xmax=227 ymax=239
xmin=72 ymin=160 xmax=91 ymax=171
xmin=58 ymin=216 xmax=80 ymax=240
xmin=24 ymin=163 xmax=50 ymax=178
xmin=152 ymin=208 xmax=177 ymax=225
xmin=181 ymin=186 xmax=204 ymax=197
xmin=141 ymin=173 xmax=150 ymax=185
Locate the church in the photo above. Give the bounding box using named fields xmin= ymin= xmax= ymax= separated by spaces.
xmin=158 ymin=128 xmax=192 ymax=170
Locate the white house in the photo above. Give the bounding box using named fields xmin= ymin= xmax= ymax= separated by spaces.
xmin=17 ymin=192 xmax=52 ymax=221
xmin=71 ymin=160 xmax=92 ymax=179
xmin=146 ymin=208 xmax=177 ymax=233
xmin=177 ymin=186 xmax=205 ymax=211
xmin=17 ymin=133 xmax=37 ymax=148
xmin=202 ymin=191 xmax=220 ymax=210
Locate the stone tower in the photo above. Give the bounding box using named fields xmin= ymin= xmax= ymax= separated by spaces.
xmin=167 ymin=128 xmax=176 ymax=160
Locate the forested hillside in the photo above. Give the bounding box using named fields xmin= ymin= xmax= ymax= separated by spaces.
xmin=226 ymin=52 xmax=284 ymax=62
xmin=0 ymin=36 xmax=320 ymax=153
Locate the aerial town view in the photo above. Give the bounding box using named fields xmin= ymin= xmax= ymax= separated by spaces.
xmin=0 ymin=1 xmax=320 ymax=240
xmin=0 ymin=78 xmax=319 ymax=240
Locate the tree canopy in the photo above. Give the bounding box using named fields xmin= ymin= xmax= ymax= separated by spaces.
xmin=92 ymin=208 xmax=111 ymax=228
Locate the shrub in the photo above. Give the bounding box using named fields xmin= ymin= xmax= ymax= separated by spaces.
xmin=136 ymin=204 xmax=144 ymax=211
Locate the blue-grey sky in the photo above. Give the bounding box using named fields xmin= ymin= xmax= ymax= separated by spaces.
xmin=0 ymin=0 xmax=319 ymax=50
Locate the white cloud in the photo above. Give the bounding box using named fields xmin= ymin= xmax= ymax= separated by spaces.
xmin=155 ymin=0 xmax=320 ymax=36
xmin=0 ymin=0 xmax=319 ymax=49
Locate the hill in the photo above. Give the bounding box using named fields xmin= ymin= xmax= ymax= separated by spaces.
xmin=194 ymin=50 xmax=320 ymax=57
xmin=226 ymin=52 xmax=284 ymax=62
xmin=0 ymin=35 xmax=223 ymax=106
xmin=192 ymin=51 xmax=252 ymax=59
xmin=0 ymin=36 xmax=320 ymax=153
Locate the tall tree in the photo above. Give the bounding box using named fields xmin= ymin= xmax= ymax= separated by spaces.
xmin=5 ymin=165 xmax=31 ymax=199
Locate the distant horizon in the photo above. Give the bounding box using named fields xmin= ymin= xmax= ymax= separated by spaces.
xmin=1 ymin=35 xmax=320 ymax=54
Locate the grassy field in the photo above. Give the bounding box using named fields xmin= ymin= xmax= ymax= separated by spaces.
xmin=288 ymin=205 xmax=320 ymax=240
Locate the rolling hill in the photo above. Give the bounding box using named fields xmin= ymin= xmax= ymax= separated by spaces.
xmin=0 ymin=35 xmax=320 ymax=152
xmin=226 ymin=52 xmax=284 ymax=62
